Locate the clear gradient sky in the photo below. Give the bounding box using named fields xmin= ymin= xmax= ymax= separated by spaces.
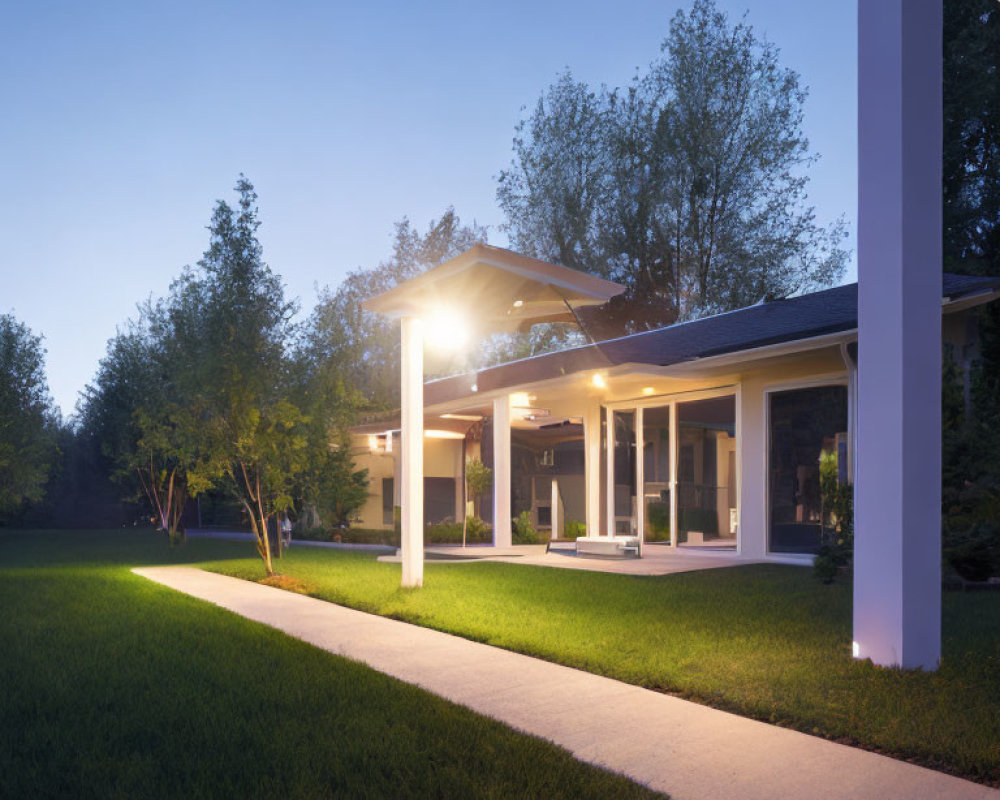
xmin=0 ymin=1 xmax=857 ymax=417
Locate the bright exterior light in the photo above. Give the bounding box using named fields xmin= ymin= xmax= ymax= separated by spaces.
xmin=424 ymin=429 xmax=465 ymax=440
xmin=425 ymin=309 xmax=469 ymax=352
xmin=368 ymin=434 xmax=378 ymax=452
xmin=441 ymin=413 xmax=481 ymax=421
xmin=512 ymin=299 xmax=524 ymax=308
xmin=852 ymin=641 xmax=861 ymax=658
xmin=471 ymin=383 xmax=478 ymax=393
xmin=642 ymin=387 xmax=656 ymax=396
xmin=510 ymin=392 xmax=531 ymax=408
xmin=592 ymin=373 xmax=607 ymax=389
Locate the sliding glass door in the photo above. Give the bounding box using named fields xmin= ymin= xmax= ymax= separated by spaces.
xmin=607 ymin=391 xmax=738 ymax=551
xmin=675 ymin=396 xmax=737 ymax=548
xmin=612 ymin=411 xmax=636 ymax=535
xmin=642 ymin=406 xmax=671 ymax=542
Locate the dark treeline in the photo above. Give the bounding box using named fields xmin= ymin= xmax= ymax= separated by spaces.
xmin=1 ymin=0 xmax=998 ymax=576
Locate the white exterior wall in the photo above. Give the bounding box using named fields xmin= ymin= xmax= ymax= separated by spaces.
xmin=350 ymin=435 xmax=463 ymax=530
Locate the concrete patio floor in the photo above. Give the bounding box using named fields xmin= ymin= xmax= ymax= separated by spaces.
xmin=379 ymin=542 xmax=772 ymax=576
xmin=134 ymin=565 xmax=998 ymax=800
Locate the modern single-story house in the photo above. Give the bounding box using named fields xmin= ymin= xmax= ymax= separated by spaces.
xmin=350 ymin=245 xmax=1000 ymax=564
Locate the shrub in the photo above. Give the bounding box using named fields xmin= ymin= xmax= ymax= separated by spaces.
xmin=814 ymin=449 xmax=854 ymax=583
xmin=426 ymin=519 xmax=492 ymax=545
xmin=513 ymin=510 xmax=540 ymax=544
xmin=945 ymin=522 xmax=999 ymax=582
xmin=813 ymin=544 xmax=848 ymax=585
xmin=564 ymin=519 xmax=587 ymax=539
xmin=645 ymin=502 xmax=671 ymax=541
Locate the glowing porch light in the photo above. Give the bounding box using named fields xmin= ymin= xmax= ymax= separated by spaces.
xmin=513 ymin=299 xmax=524 ymax=308
xmin=424 ymin=308 xmax=469 ymax=351
xmin=592 ymin=373 xmax=607 ymax=389
xmin=642 ymin=387 xmax=656 ymax=396
xmin=440 ymin=413 xmax=482 ymax=421
xmin=510 ymin=392 xmax=532 ymax=408
xmin=368 ymin=435 xmax=378 ymax=452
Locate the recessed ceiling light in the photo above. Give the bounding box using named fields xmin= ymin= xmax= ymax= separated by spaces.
xmin=642 ymin=387 xmax=656 ymax=396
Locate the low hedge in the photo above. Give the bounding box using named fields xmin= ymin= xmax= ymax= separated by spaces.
xmin=293 ymin=522 xmax=494 ymax=547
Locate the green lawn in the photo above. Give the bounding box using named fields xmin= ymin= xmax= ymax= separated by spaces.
xmin=0 ymin=530 xmax=664 ymax=799
xmin=201 ymin=542 xmax=1000 ymax=787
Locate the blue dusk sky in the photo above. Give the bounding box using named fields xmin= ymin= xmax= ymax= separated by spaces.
xmin=0 ymin=1 xmax=857 ymax=416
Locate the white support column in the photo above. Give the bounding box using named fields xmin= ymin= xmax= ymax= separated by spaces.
xmin=454 ymin=439 xmax=465 ymax=523
xmin=551 ymin=479 xmax=561 ymax=540
xmin=400 ymin=317 xmax=424 ymax=587
xmin=605 ymin=406 xmax=615 ymax=537
xmin=635 ymin=407 xmax=645 ymax=557
xmin=584 ymin=403 xmax=602 ymax=537
xmin=855 ymin=0 xmax=942 ymax=670
xmin=669 ymin=403 xmax=678 ymax=549
xmin=492 ymin=394 xmax=512 ymax=548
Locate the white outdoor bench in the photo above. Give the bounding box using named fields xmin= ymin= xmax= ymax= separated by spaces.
xmin=575 ymin=536 xmax=641 ymax=558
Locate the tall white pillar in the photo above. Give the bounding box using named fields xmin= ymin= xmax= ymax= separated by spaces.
xmin=854 ymin=0 xmax=942 ymax=670
xmin=584 ymin=403 xmax=602 ymax=537
xmin=400 ymin=317 xmax=424 ymax=587
xmin=492 ymin=394 xmax=512 ymax=548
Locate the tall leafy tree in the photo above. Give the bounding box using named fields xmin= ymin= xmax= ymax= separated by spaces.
xmin=79 ymin=299 xmax=214 ymax=544
xmin=0 ymin=314 xmax=57 ymax=517
xmin=498 ymin=0 xmax=847 ymax=333
xmin=944 ymin=0 xmax=1000 ymax=276
xmin=941 ymin=0 xmax=1000 ymax=551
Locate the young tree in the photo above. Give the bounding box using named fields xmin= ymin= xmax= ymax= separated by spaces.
xmin=498 ymin=0 xmax=847 ymax=333
xmin=0 ymin=314 xmax=57 ymax=517
xmin=184 ymin=177 xmax=302 ymax=574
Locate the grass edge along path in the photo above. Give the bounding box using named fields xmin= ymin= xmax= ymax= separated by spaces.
xmin=0 ymin=530 xmax=665 ymax=800
xmin=200 ymin=545 xmax=1000 ymax=788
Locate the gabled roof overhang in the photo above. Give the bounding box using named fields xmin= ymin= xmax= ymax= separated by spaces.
xmin=361 ymin=243 xmax=625 ymax=333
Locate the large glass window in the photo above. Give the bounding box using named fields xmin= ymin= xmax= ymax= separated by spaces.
xmin=768 ymin=385 xmax=849 ymax=554
xmin=675 ymin=396 xmax=737 ymax=548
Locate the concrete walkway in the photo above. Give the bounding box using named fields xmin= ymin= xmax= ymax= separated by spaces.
xmin=133 ymin=566 xmax=998 ymax=800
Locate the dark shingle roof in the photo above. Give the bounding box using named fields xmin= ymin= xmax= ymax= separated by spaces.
xmin=424 ymin=274 xmax=1000 ymax=406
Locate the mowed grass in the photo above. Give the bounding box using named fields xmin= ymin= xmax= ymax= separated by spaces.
xmin=0 ymin=530 xmax=664 ymax=800
xmin=203 ymin=544 xmax=1000 ymax=786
